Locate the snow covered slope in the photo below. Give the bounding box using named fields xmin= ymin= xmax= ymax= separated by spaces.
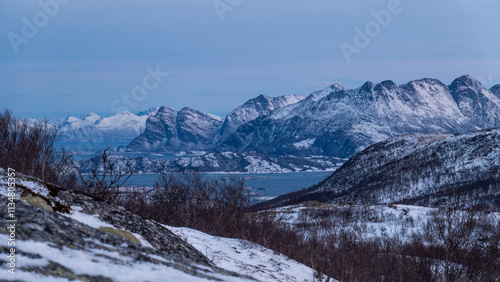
xmin=216 ymin=94 xmax=305 ymax=142
xmin=217 ymin=75 xmax=500 ymax=158
xmin=262 ymin=128 xmax=500 ymax=209
xmin=166 ymin=226 xmax=321 ymax=282
xmin=0 ymin=169 xmax=320 ymax=281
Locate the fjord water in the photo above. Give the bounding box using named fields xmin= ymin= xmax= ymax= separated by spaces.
xmin=60 ymin=141 xmax=333 ymax=199
xmin=126 ymin=172 xmax=332 ymax=200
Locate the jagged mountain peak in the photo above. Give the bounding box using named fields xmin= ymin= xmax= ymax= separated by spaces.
xmin=80 ymin=112 xmax=100 ymax=120
xmin=360 ymin=81 xmax=375 ymax=93
xmin=405 ymin=77 xmax=447 ymax=88
xmin=329 ymin=82 xmax=343 ymax=90
xmin=449 ymin=74 xmax=483 ymax=90
xmin=377 ymin=80 xmax=398 ymax=91
xmin=137 ymin=107 xmax=159 ymax=116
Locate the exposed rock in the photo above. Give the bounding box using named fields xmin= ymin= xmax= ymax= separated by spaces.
xmin=0 ymin=170 xmax=256 ymax=281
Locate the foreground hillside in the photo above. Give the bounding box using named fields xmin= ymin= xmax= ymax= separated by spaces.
xmin=0 ymin=169 xmax=318 ymax=281
xmin=260 ymin=128 xmax=500 ymax=209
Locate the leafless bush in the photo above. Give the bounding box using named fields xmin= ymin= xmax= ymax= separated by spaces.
xmin=112 ymin=167 xmax=499 ymax=281
xmin=0 ymin=109 xmax=76 ymax=187
xmin=77 ymin=146 xmax=132 ymax=201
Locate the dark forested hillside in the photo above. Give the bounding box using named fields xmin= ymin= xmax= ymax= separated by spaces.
xmin=259 ymin=128 xmax=500 ymax=209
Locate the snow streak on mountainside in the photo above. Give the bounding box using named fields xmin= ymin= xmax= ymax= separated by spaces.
xmin=217 ymin=75 xmax=500 ymax=158
xmin=127 ymin=95 xmax=304 ymax=152
xmin=262 ymin=128 xmax=500 ymax=209
xmin=216 ymin=94 xmax=305 ymax=142
xmin=58 ymin=109 xmax=158 ymax=142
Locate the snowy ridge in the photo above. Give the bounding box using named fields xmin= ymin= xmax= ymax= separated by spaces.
xmin=216 ymin=94 xmax=305 ymax=142
xmin=127 ymin=107 xmax=224 ymax=152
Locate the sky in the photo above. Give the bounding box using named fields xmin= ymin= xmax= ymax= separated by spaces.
xmin=1 ymin=0 xmax=499 ymax=120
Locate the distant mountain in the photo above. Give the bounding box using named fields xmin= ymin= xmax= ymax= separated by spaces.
xmin=217 ymin=75 xmax=500 ymax=158
xmin=59 ymin=111 xmax=153 ymax=142
xmin=127 ymin=107 xmax=224 ymax=152
xmin=259 ymin=128 xmax=500 ymax=209
xmin=128 ymin=94 xmax=305 ymax=152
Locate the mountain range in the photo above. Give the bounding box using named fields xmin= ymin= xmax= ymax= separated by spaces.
xmin=125 ymin=75 xmax=500 ymax=162
xmin=217 ymin=75 xmax=500 ymax=158
xmin=49 ymin=75 xmax=500 ymax=175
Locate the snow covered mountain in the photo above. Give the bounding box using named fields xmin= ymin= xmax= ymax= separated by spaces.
xmin=450 ymin=75 xmax=500 ymax=128
xmin=58 ymin=110 xmax=158 ymax=142
xmin=127 ymin=107 xmax=224 ymax=152
xmin=217 ymin=75 xmax=500 ymax=158
xmin=261 ymin=128 xmax=500 ymax=209
xmin=128 ymin=94 xmax=304 ymax=152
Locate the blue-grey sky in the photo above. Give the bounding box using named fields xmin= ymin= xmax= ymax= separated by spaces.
xmin=1 ymin=0 xmax=499 ymax=120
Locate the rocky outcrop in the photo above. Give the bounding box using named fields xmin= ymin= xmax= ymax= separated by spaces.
xmin=0 ymin=170 xmax=255 ymax=281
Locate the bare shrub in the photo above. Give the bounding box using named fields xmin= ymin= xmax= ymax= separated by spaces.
xmin=77 ymin=146 xmax=132 ymax=201
xmin=0 ymin=109 xmax=76 ymax=187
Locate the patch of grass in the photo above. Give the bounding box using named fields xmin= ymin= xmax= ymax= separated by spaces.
xmin=21 ymin=196 xmax=53 ymax=212
xmin=98 ymin=227 xmax=141 ymax=245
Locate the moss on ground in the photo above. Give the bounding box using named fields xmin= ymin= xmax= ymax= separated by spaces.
xmin=21 ymin=196 xmax=54 ymax=212
xmin=98 ymin=227 xmax=141 ymax=245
